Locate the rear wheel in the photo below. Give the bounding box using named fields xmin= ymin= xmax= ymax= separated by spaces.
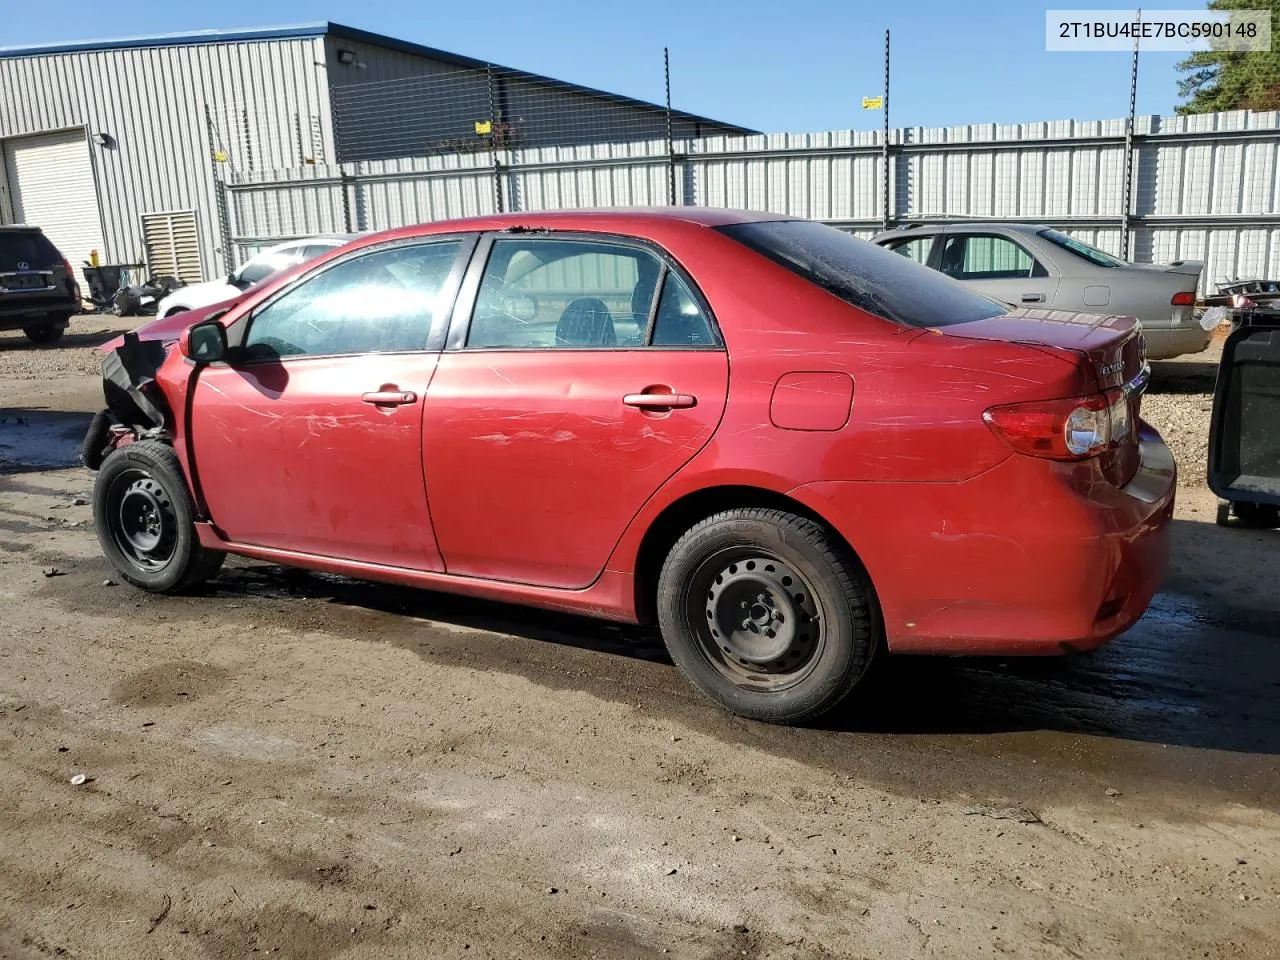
xmin=93 ymin=440 xmax=225 ymax=592
xmin=23 ymin=324 xmax=64 ymax=345
xmin=656 ymin=508 xmax=879 ymax=724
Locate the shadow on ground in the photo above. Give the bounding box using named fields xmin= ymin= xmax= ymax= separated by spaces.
xmin=0 ymin=408 xmax=91 ymax=473
xmin=0 ymin=325 xmax=129 ymax=353
xmin=196 ymin=548 xmax=1280 ymax=759
xmin=1148 ymin=359 xmax=1218 ymax=394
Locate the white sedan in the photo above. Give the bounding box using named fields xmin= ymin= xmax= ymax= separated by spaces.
xmin=157 ymin=235 xmax=357 ymax=317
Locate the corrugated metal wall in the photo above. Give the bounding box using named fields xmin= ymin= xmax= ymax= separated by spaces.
xmin=0 ymin=37 xmax=333 ymax=278
xmin=323 ymin=36 xmax=743 ymax=163
xmin=228 ymin=109 xmax=1280 ymax=292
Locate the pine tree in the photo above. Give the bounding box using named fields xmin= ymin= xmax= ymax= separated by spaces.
xmin=1176 ymin=0 xmax=1280 ymax=112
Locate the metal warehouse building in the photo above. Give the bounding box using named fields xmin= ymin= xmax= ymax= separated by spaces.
xmin=0 ymin=22 xmax=751 ymax=285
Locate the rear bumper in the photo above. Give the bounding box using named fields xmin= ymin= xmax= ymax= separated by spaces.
xmin=790 ymin=424 xmax=1176 ymax=655
xmin=0 ymin=298 xmax=75 ymax=329
xmin=1144 ymin=323 xmax=1212 ymax=360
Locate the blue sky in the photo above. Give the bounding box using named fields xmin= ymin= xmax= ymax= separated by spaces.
xmin=4 ymin=0 xmax=1207 ymax=133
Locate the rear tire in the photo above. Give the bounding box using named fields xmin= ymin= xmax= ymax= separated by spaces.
xmin=656 ymin=508 xmax=879 ymax=724
xmin=93 ymin=440 xmax=225 ymax=593
xmin=23 ymin=324 xmax=64 ymax=345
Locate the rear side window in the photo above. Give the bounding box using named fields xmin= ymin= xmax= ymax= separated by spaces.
xmin=718 ymin=220 xmax=1007 ymax=328
xmin=0 ymin=231 xmax=60 ymax=267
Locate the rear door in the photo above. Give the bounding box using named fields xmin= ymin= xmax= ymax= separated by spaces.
xmin=938 ymin=232 xmax=1060 ymax=308
xmin=422 ymin=233 xmax=729 ymax=589
xmin=189 ymin=237 xmax=471 ymax=568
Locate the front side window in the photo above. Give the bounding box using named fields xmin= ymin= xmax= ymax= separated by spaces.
xmin=1038 ymin=229 xmax=1125 ymax=268
xmin=468 ymin=238 xmax=664 ymax=348
xmin=243 ymin=241 xmax=462 ymax=360
xmin=718 ymin=219 xmax=1007 ymax=328
xmin=939 ymin=234 xmax=1044 ymax=281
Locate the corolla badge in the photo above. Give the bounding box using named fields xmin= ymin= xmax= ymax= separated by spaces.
xmin=1099 ymin=360 xmax=1124 ymax=376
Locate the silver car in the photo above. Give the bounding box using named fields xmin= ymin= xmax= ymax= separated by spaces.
xmin=871 ymin=223 xmax=1207 ymax=360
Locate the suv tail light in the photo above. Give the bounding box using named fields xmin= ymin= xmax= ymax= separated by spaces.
xmin=984 ymin=389 xmax=1128 ymax=461
xmin=1171 ymin=291 xmax=1196 ymax=306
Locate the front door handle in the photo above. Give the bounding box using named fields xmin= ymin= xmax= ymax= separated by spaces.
xmin=623 ymin=392 xmax=697 ymax=410
xmin=1021 ymin=293 xmax=1046 ymax=303
xmin=361 ymin=389 xmax=418 ymax=406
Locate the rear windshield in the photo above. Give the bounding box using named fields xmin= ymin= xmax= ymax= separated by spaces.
xmin=717 ymin=220 xmax=1007 ymax=328
xmin=0 ymin=231 xmax=61 ymax=268
xmin=1037 ymin=229 xmax=1124 ymax=268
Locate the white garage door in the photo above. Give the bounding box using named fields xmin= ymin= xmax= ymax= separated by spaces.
xmin=3 ymin=130 xmax=105 ymax=285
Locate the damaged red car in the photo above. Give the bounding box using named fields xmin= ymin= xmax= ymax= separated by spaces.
xmin=85 ymin=210 xmax=1174 ymax=724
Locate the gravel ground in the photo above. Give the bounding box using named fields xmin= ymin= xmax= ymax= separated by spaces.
xmin=1142 ymin=343 xmax=1222 ymax=488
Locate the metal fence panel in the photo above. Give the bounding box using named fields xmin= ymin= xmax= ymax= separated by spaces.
xmin=227 ymin=109 xmax=1280 ymax=291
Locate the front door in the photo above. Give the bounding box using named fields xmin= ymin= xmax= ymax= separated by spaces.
xmin=188 ymin=238 xmax=466 ymax=569
xmin=423 ymin=234 xmax=729 ymax=589
xmin=938 ymin=232 xmax=1060 ymax=309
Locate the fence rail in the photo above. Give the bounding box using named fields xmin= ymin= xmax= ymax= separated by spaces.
xmin=223 ymin=109 xmax=1280 ymax=292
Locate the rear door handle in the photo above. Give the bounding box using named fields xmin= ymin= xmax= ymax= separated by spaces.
xmin=361 ymin=389 xmax=418 ymax=406
xmin=623 ymin=392 xmax=697 ymax=409
xmin=1021 ymin=294 xmax=1046 ymax=303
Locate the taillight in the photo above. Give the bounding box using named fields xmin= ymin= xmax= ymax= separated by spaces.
xmin=1171 ymin=291 xmax=1195 ymax=306
xmin=62 ymin=257 xmax=74 ymax=276
xmin=984 ymin=389 xmax=1128 ymax=461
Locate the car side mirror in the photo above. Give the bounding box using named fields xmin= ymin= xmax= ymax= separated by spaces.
xmin=181 ymin=320 xmax=227 ymax=364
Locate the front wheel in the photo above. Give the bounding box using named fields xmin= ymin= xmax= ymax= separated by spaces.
xmin=93 ymin=440 xmax=225 ymax=592
xmin=656 ymin=508 xmax=879 ymax=724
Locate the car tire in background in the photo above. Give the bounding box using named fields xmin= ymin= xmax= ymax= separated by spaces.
xmin=93 ymin=440 xmax=226 ymax=593
xmin=23 ymin=323 xmax=64 ymax=345
xmin=656 ymin=508 xmax=879 ymax=724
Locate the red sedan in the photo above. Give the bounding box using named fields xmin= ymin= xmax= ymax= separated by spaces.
xmin=85 ymin=210 xmax=1174 ymax=724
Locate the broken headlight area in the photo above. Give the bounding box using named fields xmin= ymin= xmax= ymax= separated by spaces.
xmin=83 ymin=332 xmax=174 ymax=471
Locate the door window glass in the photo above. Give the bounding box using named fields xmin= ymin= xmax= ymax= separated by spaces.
xmin=243 ymin=241 xmax=461 ymax=360
xmin=467 ymin=239 xmax=663 ymax=348
xmin=885 ymin=235 xmax=934 ymax=264
xmin=650 ymin=272 xmax=717 ymax=346
xmin=939 ymin=234 xmax=1043 ymax=280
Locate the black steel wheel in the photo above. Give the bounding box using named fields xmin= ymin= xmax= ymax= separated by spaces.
xmin=93 ymin=440 xmax=225 ymax=593
xmin=657 ymin=508 xmax=879 ymax=724
xmin=696 ymin=552 xmax=825 ymax=692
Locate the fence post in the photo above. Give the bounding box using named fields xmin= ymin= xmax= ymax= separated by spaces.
xmin=204 ymin=104 xmax=234 ymax=274
xmin=665 ymin=47 xmax=677 ymax=206
xmin=881 ymin=30 xmax=892 ymax=231
xmin=487 ymin=65 xmax=505 ymax=214
xmin=1121 ymin=17 xmax=1140 ymax=259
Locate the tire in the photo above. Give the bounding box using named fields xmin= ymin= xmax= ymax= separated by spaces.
xmin=80 ymin=409 xmax=112 ymax=470
xmin=1233 ymin=502 xmax=1280 ymax=529
xmin=23 ymin=324 xmax=64 ymax=345
xmin=656 ymin=508 xmax=879 ymax=724
xmin=92 ymin=439 xmax=225 ymax=593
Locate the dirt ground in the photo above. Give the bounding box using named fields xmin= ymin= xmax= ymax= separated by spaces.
xmin=1 ymin=319 xmax=1278 ymax=960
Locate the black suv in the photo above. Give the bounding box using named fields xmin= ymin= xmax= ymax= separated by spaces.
xmin=1 ymin=226 xmax=81 ymax=345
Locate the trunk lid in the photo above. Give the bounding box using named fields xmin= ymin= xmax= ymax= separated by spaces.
xmin=937 ymin=307 xmax=1147 ymax=485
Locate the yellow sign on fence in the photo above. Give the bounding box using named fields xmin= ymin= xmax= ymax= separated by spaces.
xmin=861 ymin=96 xmax=883 ymax=110
xmin=474 ymin=120 xmax=492 ymax=135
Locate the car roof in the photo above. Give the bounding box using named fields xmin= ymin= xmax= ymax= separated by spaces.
xmin=0 ymin=224 xmax=44 ymax=232
xmin=350 ymin=208 xmax=790 ymax=248
xmin=873 ymin=222 xmax=1050 ymax=241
